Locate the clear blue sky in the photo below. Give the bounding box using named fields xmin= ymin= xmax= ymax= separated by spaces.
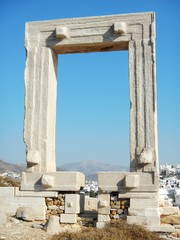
xmin=0 ymin=0 xmax=179 ymax=167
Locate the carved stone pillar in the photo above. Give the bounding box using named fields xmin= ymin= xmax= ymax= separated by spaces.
xmin=129 ymin=38 xmax=158 ymax=172
xmin=24 ymin=47 xmax=58 ymax=172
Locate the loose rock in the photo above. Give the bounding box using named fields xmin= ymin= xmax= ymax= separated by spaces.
xmin=16 ymin=207 xmax=35 ymax=222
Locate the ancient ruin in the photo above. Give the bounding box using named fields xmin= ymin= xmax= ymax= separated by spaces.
xmin=0 ymin=12 xmax=178 ymax=233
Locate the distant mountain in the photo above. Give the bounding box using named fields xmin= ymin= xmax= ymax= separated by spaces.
xmin=0 ymin=159 xmax=26 ymax=174
xmin=60 ymin=160 xmax=129 ymax=177
xmin=0 ymin=159 xmax=129 ymax=181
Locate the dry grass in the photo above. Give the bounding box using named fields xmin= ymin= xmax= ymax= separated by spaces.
xmin=51 ymin=220 xmax=164 ymax=240
xmin=0 ymin=176 xmax=20 ymax=187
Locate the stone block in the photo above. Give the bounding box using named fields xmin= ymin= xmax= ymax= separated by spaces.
xmin=97 ymin=194 xmax=110 ymax=214
xmin=118 ymin=192 xmax=158 ymax=199
xmin=60 ymin=214 xmax=77 ymax=224
xmin=149 ymin=224 xmax=175 ymax=232
xmin=159 ymin=197 xmax=173 ymax=207
xmin=98 ymin=172 xmax=158 ymax=192
xmin=138 ymin=148 xmax=154 ymax=164
xmin=26 ymin=150 xmax=41 ymax=166
xmin=159 ymin=207 xmax=180 ymax=216
xmin=84 ymin=197 xmax=97 ymax=211
xmin=145 ymin=208 xmax=160 ymax=226
xmin=96 ymin=222 xmax=106 ymax=228
xmin=113 ymin=22 xmax=127 ymax=34
xmin=145 ymin=208 xmax=160 ymax=217
xmin=128 ymin=207 xmax=159 ymax=220
xmin=48 ymin=205 xmax=58 ymax=210
xmin=16 ymin=207 xmax=35 ymax=221
xmin=98 ymin=214 xmax=110 ymax=222
xmin=125 ymin=175 xmax=140 ymax=188
xmin=127 ymin=216 xmax=147 ymax=225
xmin=56 ymin=27 xmax=69 ymax=39
xmin=65 ymin=194 xmax=80 ymax=214
xmin=159 ymin=197 xmax=165 ymax=207
xmin=14 ymin=187 xmax=58 ymax=198
xmin=0 ymin=212 xmax=7 ymax=225
xmin=0 ymin=195 xmax=46 ymax=220
xmin=161 ymin=215 xmax=180 ymax=225
xmin=147 ymin=216 xmax=160 ymax=226
xmin=41 ymin=174 xmax=54 ymax=188
xmin=0 ymin=187 xmax=14 ymax=197
xmin=45 ymin=215 xmax=61 ymax=234
xmin=175 ymin=194 xmax=180 ymax=206
xmin=130 ymin=197 xmax=159 ymax=208
xmin=21 ymin=171 xmax=85 ymax=191
xmin=128 ymin=208 xmax=145 ymax=216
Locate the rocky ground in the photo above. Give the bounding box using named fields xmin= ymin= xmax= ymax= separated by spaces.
xmin=0 ymin=216 xmax=83 ymax=240
xmin=1 ymin=217 xmax=180 ymax=240
xmin=160 ymin=233 xmax=180 ymax=240
xmin=0 ymin=217 xmax=51 ymax=240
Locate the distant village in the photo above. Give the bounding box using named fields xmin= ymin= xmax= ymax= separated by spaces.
xmin=0 ymin=171 xmax=21 ymax=179
xmin=159 ymin=164 xmax=180 ymax=207
xmin=1 ymin=163 xmax=180 ymax=207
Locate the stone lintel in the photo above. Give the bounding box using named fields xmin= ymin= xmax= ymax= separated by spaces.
xmin=25 ymin=12 xmax=155 ymax=54
xmin=20 ymin=171 xmax=85 ymax=191
xmin=98 ymin=172 xmax=158 ymax=192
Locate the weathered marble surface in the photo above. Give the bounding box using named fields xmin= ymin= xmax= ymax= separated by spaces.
xmin=24 ymin=12 xmax=158 ymax=173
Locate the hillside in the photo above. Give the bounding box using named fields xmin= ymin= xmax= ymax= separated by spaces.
xmin=0 ymin=159 xmax=128 ymax=180
xmin=60 ymin=160 xmax=129 ymax=177
xmin=0 ymin=159 xmax=26 ymax=174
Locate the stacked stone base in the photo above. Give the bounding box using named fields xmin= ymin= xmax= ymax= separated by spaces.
xmin=96 ymin=172 xmax=176 ymax=232
xmin=0 ymin=171 xmax=85 ymax=228
xmin=0 ymin=188 xmax=83 ymax=223
xmin=0 ymin=171 xmax=180 ymax=233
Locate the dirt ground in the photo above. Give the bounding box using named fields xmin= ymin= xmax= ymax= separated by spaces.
xmin=1 ymin=217 xmax=180 ymax=240
xmin=0 ymin=218 xmax=51 ymax=240
xmin=0 ymin=217 xmax=82 ymax=240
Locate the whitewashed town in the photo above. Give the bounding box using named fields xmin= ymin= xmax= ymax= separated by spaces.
xmin=159 ymin=164 xmax=180 ymax=207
